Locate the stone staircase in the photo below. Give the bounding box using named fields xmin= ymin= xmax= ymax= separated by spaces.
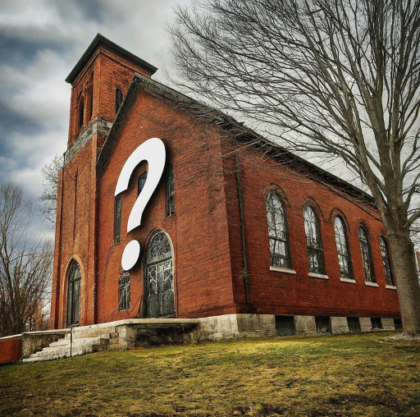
xmin=21 ymin=318 xmax=200 ymax=363
xmin=22 ymin=324 xmax=121 ymax=363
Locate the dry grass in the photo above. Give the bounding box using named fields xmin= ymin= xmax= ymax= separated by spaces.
xmin=1 ymin=332 xmax=420 ymax=416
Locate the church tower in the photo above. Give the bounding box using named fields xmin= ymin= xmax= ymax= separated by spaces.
xmin=50 ymin=34 xmax=157 ymax=329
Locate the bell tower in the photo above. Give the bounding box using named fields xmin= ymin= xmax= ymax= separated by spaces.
xmin=50 ymin=34 xmax=157 ymax=329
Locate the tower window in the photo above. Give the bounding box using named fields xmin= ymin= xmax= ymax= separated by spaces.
xmin=114 ymin=196 xmax=122 ymax=244
xmin=115 ymin=88 xmax=123 ymax=113
xmin=166 ymin=163 xmax=175 ymax=217
xmin=266 ymin=191 xmax=291 ymax=268
xmin=78 ymin=96 xmax=84 ymax=130
xmin=304 ymin=205 xmax=325 ymax=274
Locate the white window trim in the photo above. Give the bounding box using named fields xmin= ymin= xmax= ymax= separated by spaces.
xmin=308 ymin=272 xmax=329 ymax=280
xmin=270 ymin=266 xmax=296 ymax=275
xmin=365 ymin=281 xmax=379 ymax=287
xmin=340 ymin=277 xmax=356 ymax=284
xmin=386 ymin=285 xmax=397 ymax=290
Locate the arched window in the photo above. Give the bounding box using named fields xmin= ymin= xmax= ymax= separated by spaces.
xmin=78 ymin=96 xmax=84 ymax=130
xmin=138 ymin=171 xmax=147 ymax=196
xmin=67 ymin=261 xmax=81 ymax=327
xmin=115 ymin=87 xmax=123 ymax=113
xmin=359 ymin=226 xmax=376 ymax=283
xmin=118 ymin=273 xmax=130 ymax=311
xmin=379 ymin=237 xmax=394 ymax=286
xmin=88 ymin=72 xmax=94 ymax=120
xmin=304 ymin=205 xmax=325 ymax=274
xmin=146 ymin=231 xmax=174 ymax=318
xmin=334 ymin=216 xmax=352 ymax=278
xmin=266 ymin=191 xmax=291 ymax=268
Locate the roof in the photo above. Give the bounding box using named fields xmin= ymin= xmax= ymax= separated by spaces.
xmin=65 ymin=34 xmax=157 ymax=84
xmin=97 ymin=72 xmax=376 ymax=208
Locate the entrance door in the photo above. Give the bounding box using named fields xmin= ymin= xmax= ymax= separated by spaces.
xmin=146 ymin=232 xmax=174 ymax=317
xmin=67 ymin=261 xmax=81 ymax=326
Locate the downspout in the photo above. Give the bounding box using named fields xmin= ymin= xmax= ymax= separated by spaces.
xmin=234 ymin=139 xmax=251 ymax=312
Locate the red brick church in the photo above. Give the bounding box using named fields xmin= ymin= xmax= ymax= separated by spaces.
xmin=50 ymin=34 xmax=401 ymax=337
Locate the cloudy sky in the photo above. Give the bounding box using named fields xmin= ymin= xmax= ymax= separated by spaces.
xmin=0 ymin=0 xmax=194 ymax=237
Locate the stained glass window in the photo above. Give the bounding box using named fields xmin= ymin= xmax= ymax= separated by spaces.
xmin=304 ymin=206 xmax=325 ymax=274
xmin=266 ymin=191 xmax=290 ymax=268
xmin=380 ymin=237 xmax=394 ymax=286
xmin=359 ymin=226 xmax=376 ymax=283
xmin=334 ymin=216 xmax=352 ymax=278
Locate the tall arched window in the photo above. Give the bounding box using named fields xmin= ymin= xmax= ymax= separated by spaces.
xmin=266 ymin=191 xmax=291 ymax=268
xmin=380 ymin=237 xmax=394 ymax=286
xmin=359 ymin=226 xmax=376 ymax=283
xmin=146 ymin=231 xmax=174 ymax=318
xmin=67 ymin=261 xmax=81 ymax=327
xmin=334 ymin=216 xmax=352 ymax=278
xmin=304 ymin=205 xmax=325 ymax=274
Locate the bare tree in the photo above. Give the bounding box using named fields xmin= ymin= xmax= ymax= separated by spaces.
xmin=171 ymin=0 xmax=420 ymax=334
xmin=39 ymin=154 xmax=63 ymax=224
xmin=0 ymin=183 xmax=53 ymax=337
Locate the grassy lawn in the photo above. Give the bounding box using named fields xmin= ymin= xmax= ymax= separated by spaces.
xmin=1 ymin=332 xmax=420 ymax=416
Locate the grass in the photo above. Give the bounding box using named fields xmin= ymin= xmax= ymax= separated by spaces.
xmin=1 ymin=332 xmax=420 ymax=416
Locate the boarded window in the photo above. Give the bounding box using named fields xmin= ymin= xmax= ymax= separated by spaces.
xmin=138 ymin=171 xmax=147 ymax=196
xmin=115 ymin=88 xmax=123 ymax=113
xmin=304 ymin=206 xmax=325 ymax=274
xmin=315 ymin=316 xmax=331 ymax=334
xmin=334 ymin=216 xmax=352 ymax=278
xmin=118 ymin=274 xmax=130 ymax=311
xmin=114 ymin=196 xmax=122 ymax=244
xmin=275 ymin=316 xmax=295 ymax=336
xmin=165 ymin=163 xmax=175 ymax=217
xmin=266 ymin=192 xmax=291 ymax=268
xmin=359 ymin=226 xmax=375 ymax=283
xmin=380 ymin=237 xmax=394 ymax=286
xmin=347 ymin=317 xmax=360 ymax=332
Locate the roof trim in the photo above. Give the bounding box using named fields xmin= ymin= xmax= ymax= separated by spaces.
xmin=65 ymin=33 xmax=157 ymax=84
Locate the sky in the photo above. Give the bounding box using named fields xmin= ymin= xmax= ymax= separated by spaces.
xmin=0 ymin=0 xmax=193 ymax=238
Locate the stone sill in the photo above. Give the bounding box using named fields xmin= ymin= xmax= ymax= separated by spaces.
xmin=270 ymin=266 xmax=297 ymax=275
xmin=340 ymin=277 xmax=356 ymax=284
xmin=308 ymin=272 xmax=329 ymax=280
xmin=386 ymin=285 xmax=397 ymax=290
xmin=365 ymin=281 xmax=379 ymax=287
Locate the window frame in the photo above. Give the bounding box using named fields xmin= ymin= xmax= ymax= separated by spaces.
xmin=359 ymin=225 xmax=376 ymax=283
xmin=303 ymin=205 xmax=325 ymax=274
xmin=266 ymin=190 xmax=292 ymax=269
xmin=334 ymin=215 xmax=353 ymax=279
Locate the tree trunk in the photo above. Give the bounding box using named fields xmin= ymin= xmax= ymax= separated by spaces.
xmin=388 ymin=231 xmax=420 ymax=335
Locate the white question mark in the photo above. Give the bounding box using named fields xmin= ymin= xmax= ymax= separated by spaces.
xmin=115 ymin=138 xmax=166 ymax=271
